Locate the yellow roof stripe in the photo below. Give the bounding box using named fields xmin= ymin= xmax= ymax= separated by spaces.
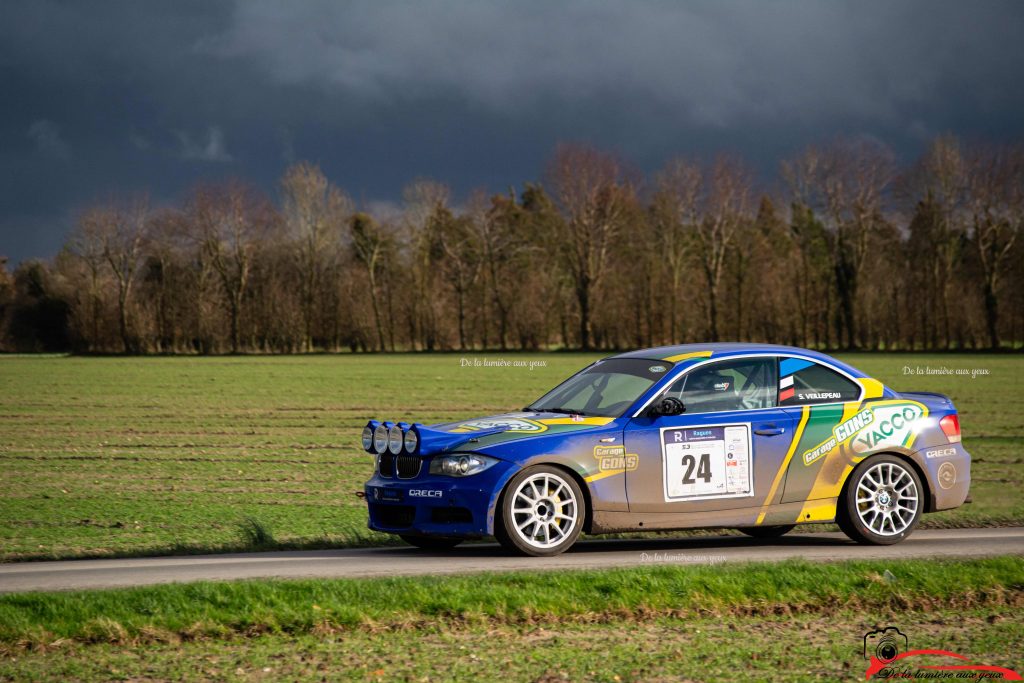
xmin=661 ymin=350 xmax=713 ymax=363
xmin=537 ymin=417 xmax=615 ymax=427
xmin=858 ymin=378 xmax=885 ymax=399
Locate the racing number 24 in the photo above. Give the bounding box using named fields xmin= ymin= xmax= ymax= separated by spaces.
xmin=681 ymin=453 xmax=712 ymax=485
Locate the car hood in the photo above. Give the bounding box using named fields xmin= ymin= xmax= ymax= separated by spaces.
xmin=415 ymin=411 xmax=619 ymax=456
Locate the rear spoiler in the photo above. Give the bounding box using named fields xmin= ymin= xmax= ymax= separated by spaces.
xmin=897 ymin=391 xmax=955 ymax=411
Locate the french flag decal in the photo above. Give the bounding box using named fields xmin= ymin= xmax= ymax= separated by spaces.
xmin=779 ymin=374 xmax=795 ymax=402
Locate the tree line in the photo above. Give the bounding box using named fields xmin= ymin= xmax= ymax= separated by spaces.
xmin=1 ymin=135 xmax=1021 ymax=354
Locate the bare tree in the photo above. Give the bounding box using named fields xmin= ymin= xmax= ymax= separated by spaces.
xmin=402 ymin=179 xmax=451 ymax=350
xmin=652 ymin=159 xmax=701 ymax=342
xmin=427 ymin=204 xmax=480 ymax=351
xmin=71 ymin=199 xmax=148 ymax=352
xmin=68 ymin=210 xmax=109 ymax=350
xmin=469 ymin=190 xmax=535 ymax=350
xmin=785 ymin=139 xmax=895 ymax=348
xmin=966 ymin=144 xmax=1023 ymax=349
xmin=547 ymin=143 xmax=632 ymax=350
xmin=188 ymin=182 xmax=273 ymax=353
xmin=281 ymin=163 xmax=350 ymax=351
xmin=349 ymin=212 xmax=391 ymax=351
xmin=694 ymin=157 xmax=751 ymax=340
xmin=901 ymin=135 xmax=969 ymax=348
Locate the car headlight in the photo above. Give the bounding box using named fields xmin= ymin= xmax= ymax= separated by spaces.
xmin=373 ymin=425 xmax=389 ymax=454
xmin=361 ymin=425 xmax=374 ymax=452
xmin=429 ymin=454 xmax=500 ymax=477
xmin=388 ymin=425 xmax=404 ymax=455
xmin=403 ymin=428 xmax=419 ymax=454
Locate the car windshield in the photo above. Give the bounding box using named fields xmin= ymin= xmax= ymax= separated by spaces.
xmin=526 ymin=358 xmax=672 ymax=417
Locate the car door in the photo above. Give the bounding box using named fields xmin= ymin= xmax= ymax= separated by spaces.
xmin=623 ymin=356 xmax=799 ymax=513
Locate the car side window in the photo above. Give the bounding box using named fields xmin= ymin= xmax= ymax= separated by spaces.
xmin=778 ymin=357 xmax=861 ymax=406
xmin=666 ymin=358 xmax=777 ymax=414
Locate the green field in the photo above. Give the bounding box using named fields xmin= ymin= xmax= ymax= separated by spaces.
xmin=1 ymin=558 xmax=1022 ymax=681
xmin=0 ymin=353 xmax=1021 ymax=560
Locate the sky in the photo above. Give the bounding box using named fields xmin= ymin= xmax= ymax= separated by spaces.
xmin=2 ymin=0 xmax=1024 ymax=264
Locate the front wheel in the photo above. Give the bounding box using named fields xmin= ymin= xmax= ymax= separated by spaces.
xmin=839 ymin=455 xmax=923 ymax=545
xmin=495 ymin=466 xmax=584 ymax=557
xmin=399 ymin=535 xmax=463 ymax=550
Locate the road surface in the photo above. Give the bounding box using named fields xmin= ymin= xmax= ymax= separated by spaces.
xmin=1 ymin=527 xmax=1021 ymax=593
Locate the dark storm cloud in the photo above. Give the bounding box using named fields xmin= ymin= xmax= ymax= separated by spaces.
xmin=2 ymin=0 xmax=1024 ymax=263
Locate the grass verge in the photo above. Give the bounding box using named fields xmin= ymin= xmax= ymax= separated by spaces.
xmin=1 ymin=557 xmax=1021 ymax=650
xmin=2 ymin=607 xmax=1022 ymax=682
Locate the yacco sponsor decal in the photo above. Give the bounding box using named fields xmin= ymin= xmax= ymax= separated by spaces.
xmin=850 ymin=402 xmax=926 ymax=454
xmin=450 ymin=418 xmax=547 ymax=433
xmin=800 ymin=402 xmax=926 ymax=466
xmin=584 ymin=444 xmax=639 ymax=483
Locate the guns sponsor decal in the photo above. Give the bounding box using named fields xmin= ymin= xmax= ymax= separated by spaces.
xmin=660 ymin=424 xmax=753 ymax=502
xmin=584 ymin=444 xmax=639 ymax=483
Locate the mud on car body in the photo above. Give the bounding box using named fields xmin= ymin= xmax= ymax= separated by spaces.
xmin=361 ymin=343 xmax=971 ymax=556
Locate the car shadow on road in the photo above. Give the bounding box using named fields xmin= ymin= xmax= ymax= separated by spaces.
xmin=370 ymin=531 xmax=854 ymax=558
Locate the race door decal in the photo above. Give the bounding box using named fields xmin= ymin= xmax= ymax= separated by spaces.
xmin=661 ymin=424 xmax=753 ymax=502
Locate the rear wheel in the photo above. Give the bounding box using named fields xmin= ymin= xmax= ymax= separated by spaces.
xmin=496 ymin=466 xmax=584 ymax=557
xmin=737 ymin=525 xmax=795 ymax=539
xmin=840 ymin=455 xmax=922 ymax=545
xmin=399 ymin=535 xmax=463 ymax=550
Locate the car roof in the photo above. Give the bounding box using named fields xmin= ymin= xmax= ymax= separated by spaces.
xmin=607 ymin=343 xmax=869 ymax=378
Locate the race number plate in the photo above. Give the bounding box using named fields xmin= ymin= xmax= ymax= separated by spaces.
xmin=661 ymin=424 xmax=753 ymax=502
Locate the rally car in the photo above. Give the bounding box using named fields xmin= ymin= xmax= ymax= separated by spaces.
xmin=361 ymin=344 xmax=971 ymax=556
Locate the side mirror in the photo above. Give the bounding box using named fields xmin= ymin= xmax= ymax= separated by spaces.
xmin=652 ymin=396 xmax=684 ymax=417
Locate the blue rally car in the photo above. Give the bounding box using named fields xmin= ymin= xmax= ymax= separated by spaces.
xmin=361 ymin=344 xmax=971 ymax=556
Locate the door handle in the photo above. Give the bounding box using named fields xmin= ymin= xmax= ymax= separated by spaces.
xmin=754 ymin=425 xmax=786 ymax=436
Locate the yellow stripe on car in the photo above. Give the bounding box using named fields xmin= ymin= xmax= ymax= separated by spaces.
xmin=794 ymin=498 xmax=837 ymax=523
xmin=858 ymin=377 xmax=885 ymax=399
xmin=583 ymin=470 xmax=621 ymax=483
xmin=756 ymin=405 xmax=810 ymax=525
xmin=661 ymin=350 xmax=713 ymax=363
xmin=537 ymin=417 xmax=616 ymax=427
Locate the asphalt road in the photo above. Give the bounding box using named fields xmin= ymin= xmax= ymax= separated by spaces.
xmin=1 ymin=527 xmax=1021 ymax=593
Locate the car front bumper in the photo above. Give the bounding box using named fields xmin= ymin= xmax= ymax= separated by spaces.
xmin=363 ymin=459 xmax=518 ymax=538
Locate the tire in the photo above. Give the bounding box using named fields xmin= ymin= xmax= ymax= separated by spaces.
xmin=840 ymin=454 xmax=923 ymax=545
xmin=495 ymin=465 xmax=585 ymax=557
xmin=399 ymin=535 xmax=463 ymax=550
xmin=737 ymin=525 xmax=795 ymax=539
